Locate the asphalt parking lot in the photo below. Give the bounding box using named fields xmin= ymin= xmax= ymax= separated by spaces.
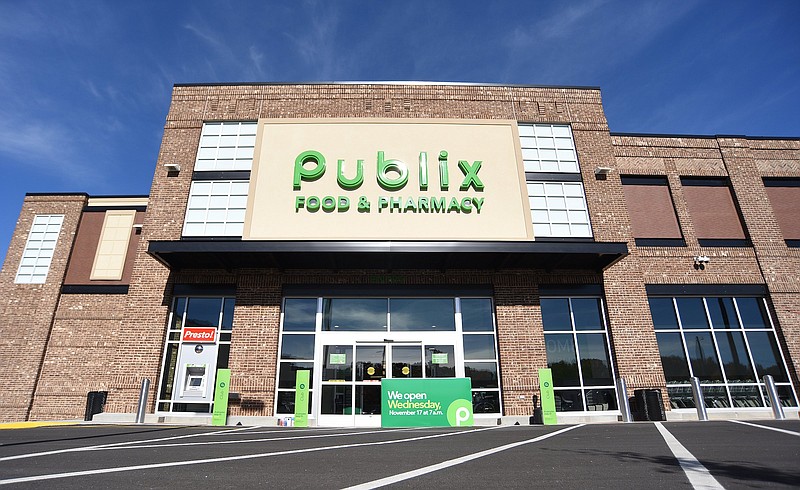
xmin=0 ymin=420 xmax=798 ymax=489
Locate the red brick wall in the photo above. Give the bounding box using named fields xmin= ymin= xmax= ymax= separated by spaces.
xmin=0 ymin=194 xmax=86 ymax=422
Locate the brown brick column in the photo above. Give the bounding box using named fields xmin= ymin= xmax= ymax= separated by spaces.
xmin=494 ymin=279 xmax=545 ymax=416
xmin=227 ymin=272 xmax=282 ymax=417
xmin=0 ymin=194 xmax=86 ymax=422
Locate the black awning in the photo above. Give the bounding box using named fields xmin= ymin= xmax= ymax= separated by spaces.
xmin=148 ymin=240 xmax=628 ymax=272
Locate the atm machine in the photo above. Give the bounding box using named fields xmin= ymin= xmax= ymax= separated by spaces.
xmin=172 ymin=329 xmax=219 ymax=407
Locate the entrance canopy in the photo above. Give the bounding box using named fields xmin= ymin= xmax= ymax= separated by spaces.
xmin=148 ymin=240 xmax=628 ymax=271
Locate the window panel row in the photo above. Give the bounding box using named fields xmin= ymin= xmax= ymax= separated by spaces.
xmin=282 ymin=297 xmax=494 ymax=332
xmin=15 ymin=214 xmax=64 ymax=284
xmin=183 ymin=180 xmax=249 ymax=237
xmin=195 ymin=122 xmax=257 ymax=171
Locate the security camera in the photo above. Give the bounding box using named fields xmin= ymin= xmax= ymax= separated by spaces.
xmin=694 ymin=256 xmax=710 ymax=270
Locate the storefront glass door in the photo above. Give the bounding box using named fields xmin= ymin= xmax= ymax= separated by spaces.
xmin=318 ymin=342 xmax=442 ymax=427
xmin=277 ymin=295 xmax=502 ymax=426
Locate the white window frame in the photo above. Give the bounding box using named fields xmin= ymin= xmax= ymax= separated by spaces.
xmin=15 ymin=214 xmax=64 ymax=284
xmin=519 ymin=123 xmax=593 ymax=239
xmin=528 ymin=181 xmax=592 ymax=238
xmin=182 ymin=180 xmax=249 ymax=237
xmin=519 ymin=123 xmax=579 ymax=173
xmin=195 ymin=122 xmax=257 ymax=171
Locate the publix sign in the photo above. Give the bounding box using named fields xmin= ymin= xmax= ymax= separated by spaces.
xmin=245 ymin=119 xmax=531 ymax=241
xmin=293 ymin=149 xmax=485 ymax=214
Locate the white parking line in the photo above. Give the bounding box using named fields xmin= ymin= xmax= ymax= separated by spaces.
xmin=730 ymin=420 xmax=800 ymax=436
xmin=342 ymin=424 xmax=585 ymax=490
xmin=654 ymin=422 xmax=723 ymax=490
xmin=91 ymin=427 xmax=416 ymax=450
xmin=0 ymin=424 xmax=257 ymax=463
xmin=0 ymin=426 xmax=503 ymax=485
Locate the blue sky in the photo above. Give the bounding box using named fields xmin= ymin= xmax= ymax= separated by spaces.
xmin=1 ymin=1 xmax=799 ymax=255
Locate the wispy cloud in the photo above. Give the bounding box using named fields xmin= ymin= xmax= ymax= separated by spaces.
xmin=0 ymin=113 xmax=97 ymax=184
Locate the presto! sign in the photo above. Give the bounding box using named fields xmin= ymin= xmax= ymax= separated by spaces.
xmin=245 ymin=119 xmax=532 ymax=241
xmin=182 ymin=327 xmax=217 ymax=343
xmin=381 ymin=378 xmax=474 ymax=427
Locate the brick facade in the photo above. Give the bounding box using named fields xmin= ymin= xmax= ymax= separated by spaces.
xmin=0 ymin=83 xmax=798 ymax=423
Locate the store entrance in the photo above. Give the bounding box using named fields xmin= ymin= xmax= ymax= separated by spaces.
xmin=317 ymin=342 xmax=455 ymax=427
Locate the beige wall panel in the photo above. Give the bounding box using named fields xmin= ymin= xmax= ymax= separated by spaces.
xmin=245 ymin=118 xmax=532 ymax=241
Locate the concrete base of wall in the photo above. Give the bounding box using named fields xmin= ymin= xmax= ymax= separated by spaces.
xmin=89 ymin=408 xmax=799 ymax=426
xmin=666 ymin=408 xmax=800 ymax=421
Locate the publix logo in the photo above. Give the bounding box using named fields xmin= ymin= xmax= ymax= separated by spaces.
xmin=292 ymin=149 xmax=485 ymax=215
xmin=446 ymin=399 xmax=474 ymax=427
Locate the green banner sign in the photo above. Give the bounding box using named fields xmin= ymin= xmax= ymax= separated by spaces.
xmin=381 ymin=378 xmax=473 ymax=427
xmin=538 ymin=368 xmax=557 ymax=425
xmin=211 ymin=369 xmax=231 ymax=426
xmin=294 ymin=370 xmax=310 ymax=427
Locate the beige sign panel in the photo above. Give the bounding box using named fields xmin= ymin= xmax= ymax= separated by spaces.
xmin=244 ymin=118 xmax=532 ymax=241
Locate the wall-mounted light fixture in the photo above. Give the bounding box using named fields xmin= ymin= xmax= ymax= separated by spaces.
xmin=132 ymin=223 xmax=143 ymax=235
xmin=164 ymin=163 xmax=181 ymax=172
xmin=694 ymin=255 xmax=711 ymax=270
xmin=594 ymin=166 xmax=613 ymax=176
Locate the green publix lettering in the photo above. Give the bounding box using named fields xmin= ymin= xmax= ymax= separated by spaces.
xmin=293 ymin=150 xmax=484 ymax=193
xmin=293 ymin=149 xmax=485 ymax=214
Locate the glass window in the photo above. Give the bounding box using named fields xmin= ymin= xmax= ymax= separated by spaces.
xmin=554 ymin=390 xmax=584 ymax=412
xmin=518 ymin=124 xmax=579 ymax=173
xmin=541 ymin=298 xmax=571 ymax=331
xmin=185 ymin=298 xmax=222 ymax=327
xmin=194 ymin=122 xmax=257 ymax=171
xmin=390 ymin=298 xmax=455 ymax=331
xmin=746 ymin=331 xmax=788 ymax=381
xmin=576 ymin=334 xmax=613 ymax=386
xmin=323 ymin=299 xmax=387 ymax=331
xmin=183 ymin=180 xmax=249 ymax=237
xmin=685 ymin=331 xmax=723 ymax=382
xmin=706 ymin=297 xmax=738 ymax=329
xmin=472 ymin=391 xmax=501 ymax=414
xmin=321 ymin=385 xmax=351 ymax=415
xmin=280 ymin=335 xmax=315 ymax=360
xmin=730 ymin=385 xmax=763 ymax=408
xmin=463 ymin=334 xmax=496 ymax=360
xmin=649 ymin=298 xmax=679 ymax=330
xmin=425 ymin=345 xmax=455 ymax=378
xmin=465 ymin=362 xmax=498 ymax=388
xmin=171 ymin=297 xmax=187 ymax=330
xmin=15 ymin=214 xmax=64 ymax=284
xmin=355 ymin=346 xmax=385 ymax=382
xmin=460 ymin=298 xmax=494 ymax=332
xmin=278 ymin=362 xmax=314 ymax=389
xmin=542 ymin=293 xmax=616 ymax=412
xmin=572 ymin=298 xmax=603 ymax=330
xmin=656 ymin=332 xmax=690 ymax=383
xmin=715 ymin=331 xmax=755 ymax=382
xmin=283 ymin=298 xmax=318 ymax=331
xmin=737 ymin=298 xmax=769 ymax=329
xmin=528 ymin=181 xmax=592 ymax=238
xmin=322 ymin=345 xmax=352 ymax=381
xmin=545 ymin=334 xmax=579 ymax=386
xmin=221 ymin=298 xmax=235 ymax=330
xmin=585 ymin=389 xmax=617 ymax=411
xmin=391 ymin=346 xmax=423 ymax=378
xmin=651 ymin=294 xmax=796 ymax=409
xmin=355 ymin=385 xmax=381 ymax=415
xmin=216 ymin=344 xmax=230 ymax=370
xmin=676 ymin=298 xmax=709 ymax=329
xmin=702 ymin=386 xmax=731 ymax=408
